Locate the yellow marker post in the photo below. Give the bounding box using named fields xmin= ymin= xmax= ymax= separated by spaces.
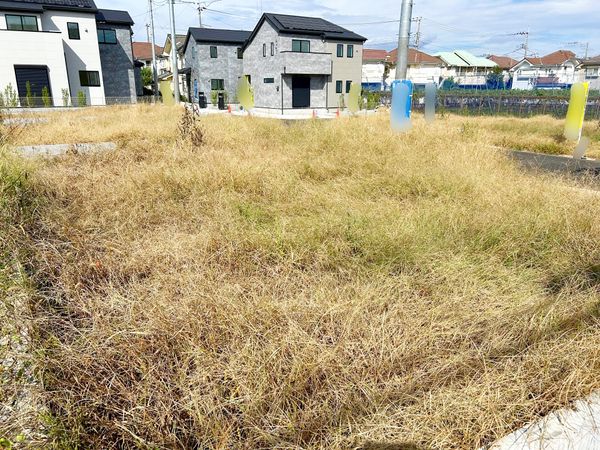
xmin=564 ymin=82 xmax=589 ymax=141
xmin=237 ymin=76 xmax=254 ymax=112
xmin=347 ymin=82 xmax=361 ymax=115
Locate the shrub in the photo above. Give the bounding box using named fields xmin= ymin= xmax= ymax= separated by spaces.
xmin=25 ymin=81 xmax=33 ymax=108
xmin=3 ymin=85 xmax=18 ymax=108
xmin=42 ymin=86 xmax=52 ymax=107
xmin=77 ymin=91 xmax=87 ymax=107
xmin=62 ymin=89 xmax=70 ymax=107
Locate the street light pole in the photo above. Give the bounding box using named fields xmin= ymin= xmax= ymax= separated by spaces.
xmin=149 ymin=0 xmax=159 ymax=101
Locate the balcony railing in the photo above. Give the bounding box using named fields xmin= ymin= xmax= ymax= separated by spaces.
xmin=281 ymin=51 xmax=332 ymax=76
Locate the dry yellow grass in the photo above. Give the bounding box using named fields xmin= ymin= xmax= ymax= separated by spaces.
xmin=2 ymin=106 xmax=600 ymax=449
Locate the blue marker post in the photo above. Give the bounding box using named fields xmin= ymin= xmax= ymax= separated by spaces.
xmin=391 ymin=79 xmax=413 ymax=132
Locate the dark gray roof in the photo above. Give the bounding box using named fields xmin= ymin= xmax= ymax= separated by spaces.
xmin=183 ymin=28 xmax=251 ymax=53
xmin=0 ymin=0 xmax=44 ymax=11
xmin=96 ymin=8 xmax=134 ymax=26
xmin=0 ymin=0 xmax=98 ymax=12
xmin=263 ymin=13 xmax=366 ymax=42
xmin=189 ymin=28 xmax=250 ymax=44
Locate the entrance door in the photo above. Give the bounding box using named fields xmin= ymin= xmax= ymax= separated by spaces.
xmin=292 ymin=75 xmax=310 ymax=108
xmin=14 ymin=66 xmax=51 ymax=107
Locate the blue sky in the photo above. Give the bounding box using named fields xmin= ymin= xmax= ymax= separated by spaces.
xmin=99 ymin=0 xmax=599 ymax=59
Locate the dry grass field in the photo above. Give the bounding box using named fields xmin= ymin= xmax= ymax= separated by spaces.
xmin=1 ymin=106 xmax=600 ymax=449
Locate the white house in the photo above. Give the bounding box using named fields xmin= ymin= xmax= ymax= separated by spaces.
xmin=510 ymin=50 xmax=579 ymax=90
xmin=0 ymin=0 xmax=137 ymax=107
xmin=362 ymin=49 xmax=388 ymax=91
xmin=387 ymin=48 xmax=444 ymax=88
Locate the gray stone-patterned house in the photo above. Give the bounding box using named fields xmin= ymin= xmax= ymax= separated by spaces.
xmin=182 ymin=28 xmax=251 ymax=103
xmin=242 ymin=13 xmax=366 ymax=112
xmin=95 ymin=9 xmax=138 ymax=103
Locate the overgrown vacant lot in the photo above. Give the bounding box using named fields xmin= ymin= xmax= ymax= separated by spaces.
xmin=2 ymin=106 xmax=600 ymax=449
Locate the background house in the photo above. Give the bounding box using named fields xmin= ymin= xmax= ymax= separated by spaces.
xmin=182 ymin=28 xmax=250 ymax=103
xmin=362 ymin=49 xmax=388 ymax=91
xmin=511 ymin=50 xmax=578 ymax=90
xmin=243 ymin=13 xmax=366 ymax=112
xmin=133 ymin=42 xmax=168 ymax=76
xmin=0 ymin=0 xmax=138 ymax=106
xmin=435 ymin=50 xmax=498 ymax=88
xmin=577 ymin=56 xmax=600 ymax=90
xmin=387 ymin=48 xmax=444 ymax=88
xmin=0 ymin=0 xmax=105 ymax=105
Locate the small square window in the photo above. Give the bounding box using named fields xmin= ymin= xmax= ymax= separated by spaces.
xmin=264 ymin=78 xmax=275 ymax=84
xmin=271 ymin=42 xmax=275 ymax=56
xmin=336 ymin=80 xmax=342 ymax=94
xmin=211 ymin=79 xmax=224 ymax=90
xmin=210 ymin=46 xmax=218 ymax=58
xmin=237 ymin=47 xmax=243 ymax=59
xmin=337 ymin=44 xmax=343 ymax=57
xmin=263 ymin=43 xmax=266 ymax=57
xmin=67 ymin=22 xmax=80 ymax=40
xmin=347 ymin=45 xmax=354 ymax=58
xmin=79 ymin=71 xmax=100 ymax=87
xmin=346 ymin=81 xmax=352 ymax=93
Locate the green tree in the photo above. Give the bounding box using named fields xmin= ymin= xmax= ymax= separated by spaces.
xmin=141 ymin=67 xmax=153 ymax=87
xmin=486 ymin=66 xmax=505 ymax=90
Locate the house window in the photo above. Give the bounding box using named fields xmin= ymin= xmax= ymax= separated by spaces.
xmin=346 ymin=81 xmax=352 ymax=93
xmin=210 ymin=46 xmax=218 ymax=58
xmin=5 ymin=14 xmax=38 ymax=32
xmin=586 ymin=68 xmax=599 ymax=78
xmin=97 ymin=29 xmax=117 ymax=44
xmin=347 ymin=45 xmax=354 ymax=58
xmin=264 ymin=78 xmax=275 ymax=84
xmin=79 ymin=71 xmax=101 ymax=87
xmin=237 ymin=47 xmax=243 ymax=59
xmin=292 ymin=39 xmax=310 ymax=53
xmin=337 ymin=44 xmax=344 ymax=57
xmin=67 ymin=22 xmax=80 ymax=40
xmin=245 ymin=75 xmax=251 ymax=84
xmin=263 ymin=43 xmax=266 ymax=57
xmin=211 ymin=79 xmax=224 ymax=90
xmin=271 ymin=42 xmax=274 ymax=56
xmin=336 ymin=80 xmax=343 ymax=94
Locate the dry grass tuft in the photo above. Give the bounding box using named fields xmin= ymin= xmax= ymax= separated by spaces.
xmin=5 ymin=106 xmax=600 ymax=449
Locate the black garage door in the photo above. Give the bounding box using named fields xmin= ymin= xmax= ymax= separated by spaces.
xmin=14 ymin=66 xmax=51 ymax=107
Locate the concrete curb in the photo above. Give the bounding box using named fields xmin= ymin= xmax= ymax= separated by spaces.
xmin=14 ymin=142 xmax=116 ymax=157
xmin=510 ymin=151 xmax=600 ymax=174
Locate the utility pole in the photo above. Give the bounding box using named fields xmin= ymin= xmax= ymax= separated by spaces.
xmin=514 ymin=31 xmax=529 ymax=59
xmin=395 ymin=0 xmax=413 ymax=79
xmin=149 ymin=0 xmax=159 ymax=100
xmin=168 ymin=0 xmax=180 ymax=103
xmin=412 ymin=16 xmax=422 ymax=50
xmin=198 ymin=5 xmax=203 ymax=27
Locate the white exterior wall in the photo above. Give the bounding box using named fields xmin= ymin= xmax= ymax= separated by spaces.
xmin=386 ymin=64 xmax=444 ymax=87
xmin=41 ymin=11 xmax=105 ymax=105
xmin=0 ymin=29 xmax=70 ymax=107
xmin=0 ymin=11 xmax=71 ymax=106
xmin=362 ymin=61 xmax=385 ymax=88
